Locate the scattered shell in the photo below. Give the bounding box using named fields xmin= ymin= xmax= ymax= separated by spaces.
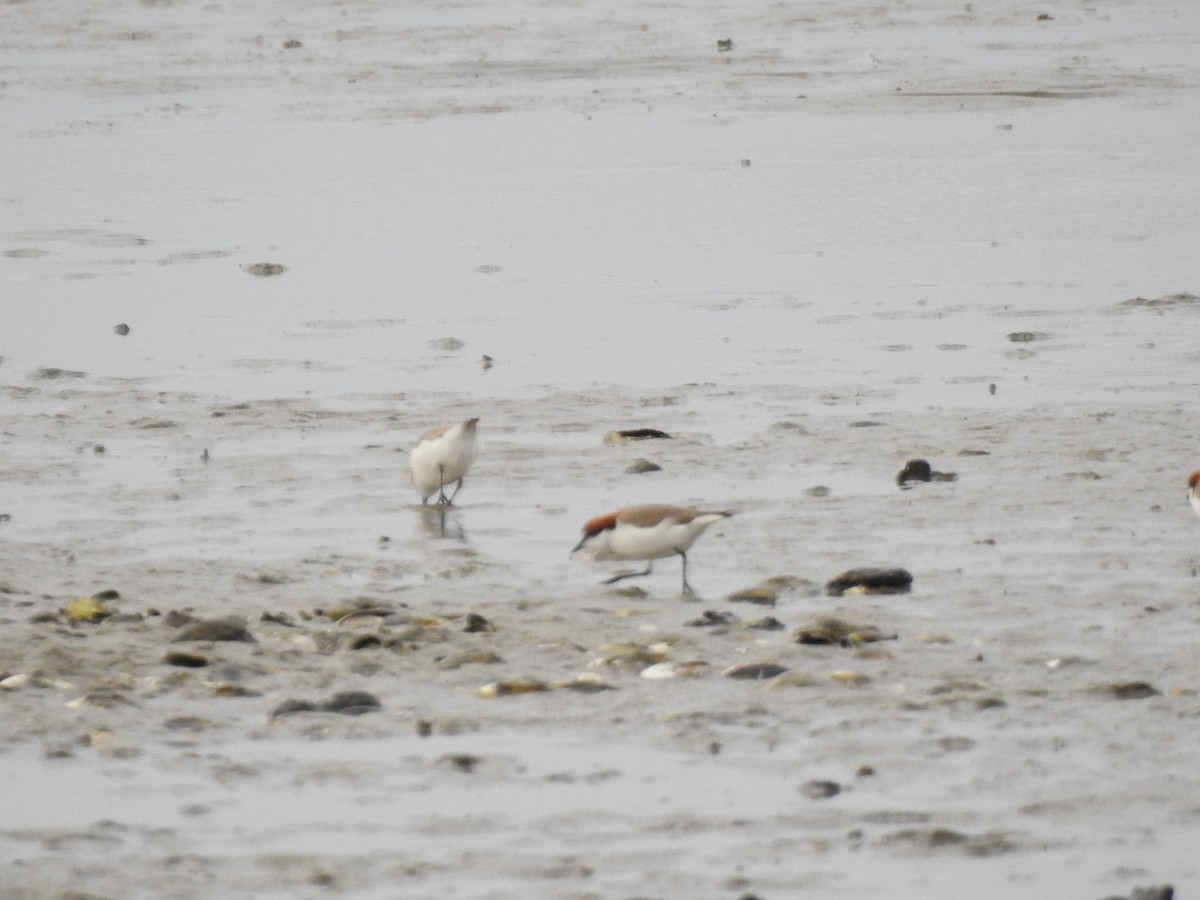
xmin=825 ymin=568 xmax=912 ymax=596
xmin=476 ymin=677 xmax=551 ymax=698
xmin=723 ymin=662 xmax=788 ymax=680
xmin=437 ymin=649 xmax=503 ymax=670
xmin=323 ymin=691 xmax=382 ymax=715
xmin=765 ymin=672 xmax=820 ymax=689
xmin=553 ymin=673 xmax=616 ymax=693
xmin=604 ymin=428 xmax=671 ymax=444
xmin=746 ymin=616 xmax=785 ymax=631
xmin=64 ymin=596 xmax=115 ymax=624
xmin=640 ymin=660 xmax=711 ymax=680
xmin=799 ymin=779 xmax=842 ymax=799
xmin=725 ymin=586 xmax=776 ymax=606
xmin=829 ymin=670 xmax=871 ymax=685
xmin=427 ymin=337 xmax=465 ymax=351
xmin=591 ymin=642 xmax=669 ymax=670
xmin=31 ymin=367 xmax=85 ymax=380
xmin=684 ymin=610 xmax=737 ymax=627
xmin=794 ymin=617 xmax=895 ymax=646
xmin=172 ymin=619 xmax=256 ymax=643
xmin=624 ymin=458 xmax=662 ymax=475
xmin=113 ymin=323 xmax=130 ymax=336
xmin=270 ymin=699 xmax=319 ymax=719
xmin=1086 ymin=681 xmax=1160 ymax=700
xmin=243 ymin=262 xmax=286 ymax=277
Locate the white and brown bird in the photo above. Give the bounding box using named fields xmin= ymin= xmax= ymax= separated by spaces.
xmin=571 ymin=504 xmax=733 ymax=596
xmin=1189 ymin=469 xmax=1200 ymax=520
xmin=410 ymin=417 xmax=479 ymax=505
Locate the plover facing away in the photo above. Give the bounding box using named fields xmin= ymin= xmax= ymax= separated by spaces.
xmin=410 ymin=417 xmax=479 ymax=505
xmin=572 ymin=503 xmax=733 ymax=596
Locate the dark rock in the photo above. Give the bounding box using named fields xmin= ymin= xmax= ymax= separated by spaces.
xmin=93 ymin=589 xmax=121 ymax=601
xmin=800 ymin=779 xmax=842 ymax=799
xmin=723 ymin=662 xmax=788 ymax=680
xmin=270 ymin=698 xmax=319 ymax=719
xmin=685 ymin=610 xmax=737 ymax=627
xmin=794 ymin=616 xmax=895 ymax=646
xmin=897 ymin=458 xmax=958 ymax=487
xmin=616 ymin=428 xmax=671 ymax=440
xmin=322 ymin=691 xmax=382 ymax=715
xmin=172 ymin=619 xmax=256 ymax=643
xmin=624 ymin=458 xmax=662 ymax=474
xmin=1087 ymin=681 xmax=1160 ymax=700
xmin=746 ymin=616 xmax=785 ymax=631
xmin=243 ymin=262 xmax=287 ymax=277
xmin=163 ymin=651 xmax=209 ymax=668
xmin=826 ymin=567 xmax=913 ymax=596
xmin=725 ymin=586 xmax=776 ymax=606
xmin=113 ymin=323 xmax=130 ymax=335
xmin=463 ymin=612 xmax=494 ymax=633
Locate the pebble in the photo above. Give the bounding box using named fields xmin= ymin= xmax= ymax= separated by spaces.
xmin=722 ymin=662 xmax=788 ymax=680
xmin=172 ymin=619 xmax=256 ymax=643
xmin=896 ymin=458 xmax=958 ymax=487
xmin=794 ymin=616 xmax=894 ymax=646
xmin=624 ymin=458 xmax=662 ymax=474
xmin=725 ymin=586 xmax=777 ymax=606
xmin=825 ymin=567 xmax=913 ymax=596
xmin=243 ymin=262 xmax=287 ymax=277
xmin=640 ymin=660 xmax=711 ymax=680
xmin=799 ymin=779 xmax=842 ymax=799
xmin=1087 ymin=681 xmax=1160 ymax=700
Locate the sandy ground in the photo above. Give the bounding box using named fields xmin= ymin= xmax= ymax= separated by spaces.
xmin=3 ymin=0 xmax=1200 ymax=898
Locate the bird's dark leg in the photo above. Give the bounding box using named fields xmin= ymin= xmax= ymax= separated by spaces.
xmin=445 ymin=478 xmax=464 ymax=505
xmin=677 ymin=549 xmax=694 ymax=596
xmin=436 ymin=463 xmax=450 ymax=505
xmin=602 ymin=563 xmax=653 ymax=585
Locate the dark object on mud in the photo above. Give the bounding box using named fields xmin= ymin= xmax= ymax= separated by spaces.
xmin=163 ymin=651 xmax=209 ymax=668
xmin=31 ymin=367 xmax=86 ymax=380
xmin=324 ymin=691 xmax=382 ymax=715
xmin=794 ymin=616 xmax=896 ymax=647
xmin=826 ymin=567 xmax=913 ymax=596
xmin=685 ymin=609 xmax=737 ymax=627
xmin=723 ymin=662 xmax=788 ymax=680
xmin=463 ymin=612 xmax=494 ymax=633
xmin=747 ymin=616 xmax=785 ymax=631
xmin=625 ymin=458 xmax=662 ymax=475
xmin=896 ymin=458 xmax=958 ymax=487
xmin=93 ymin=589 xmax=121 ymax=601
xmin=716 ymin=38 xmax=733 ymax=51
xmin=1119 ymin=291 xmax=1198 ymax=308
xmin=617 ymin=428 xmax=671 ymax=440
xmin=481 ymin=354 xmax=494 ymax=369
xmin=1087 ymin=681 xmax=1160 ymax=700
xmin=1100 ymin=886 xmax=1174 ymax=900
xmin=270 ymin=691 xmax=382 ymax=719
xmin=243 ymin=262 xmax=287 ymax=277
xmin=113 ymin=323 xmax=130 ymax=335
xmin=726 ymin=586 xmax=776 ymax=606
xmin=172 ymin=619 xmax=256 ymax=643
xmin=799 ymin=779 xmax=842 ymax=799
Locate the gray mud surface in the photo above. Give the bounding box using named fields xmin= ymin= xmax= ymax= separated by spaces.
xmin=3 ymin=0 xmax=1200 ymax=897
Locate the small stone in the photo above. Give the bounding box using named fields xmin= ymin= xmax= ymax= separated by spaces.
xmin=270 ymin=699 xmax=319 ymax=719
xmin=427 ymin=337 xmax=465 ymax=351
xmin=746 ymin=616 xmax=785 ymax=631
xmin=624 ymin=458 xmax=662 ymax=475
xmin=716 ymin=38 xmax=733 ymax=51
xmin=825 ymin=567 xmax=912 ymax=596
xmin=64 ymin=596 xmax=115 ymax=624
xmin=477 ymin=678 xmax=551 ymax=698
xmin=437 ymin=649 xmax=503 ymax=670
xmin=897 ymin=459 xmax=957 ymax=487
xmin=113 ymin=323 xmax=130 ymax=335
xmin=463 ymin=612 xmax=494 ymax=633
xmin=172 ymin=619 xmax=256 ymax=643
xmin=725 ymin=586 xmax=776 ymax=606
xmin=163 ymin=651 xmax=209 ymax=668
xmin=640 ymin=660 xmax=711 ymax=680
xmin=604 ymin=428 xmax=672 ymax=444
xmin=1087 ymin=681 xmax=1160 ymax=700
xmin=684 ymin=610 xmax=737 ymax=627
xmin=723 ymin=662 xmax=788 ymax=680
xmin=322 ymin=691 xmax=382 ymax=715
xmin=243 ymin=262 xmax=286 ymax=277
xmin=799 ymin=779 xmax=841 ymax=799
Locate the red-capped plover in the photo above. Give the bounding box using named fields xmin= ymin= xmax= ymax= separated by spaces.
xmin=410 ymin=417 xmax=479 ymax=505
xmin=572 ymin=503 xmax=733 ymax=595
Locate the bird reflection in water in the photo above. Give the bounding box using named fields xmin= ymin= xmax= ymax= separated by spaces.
xmin=418 ymin=502 xmax=467 ymax=541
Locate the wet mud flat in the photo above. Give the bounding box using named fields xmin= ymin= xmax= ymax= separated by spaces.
xmin=3 ymin=0 xmax=1200 ymax=896
xmin=2 ymin=374 xmax=1199 ymax=899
